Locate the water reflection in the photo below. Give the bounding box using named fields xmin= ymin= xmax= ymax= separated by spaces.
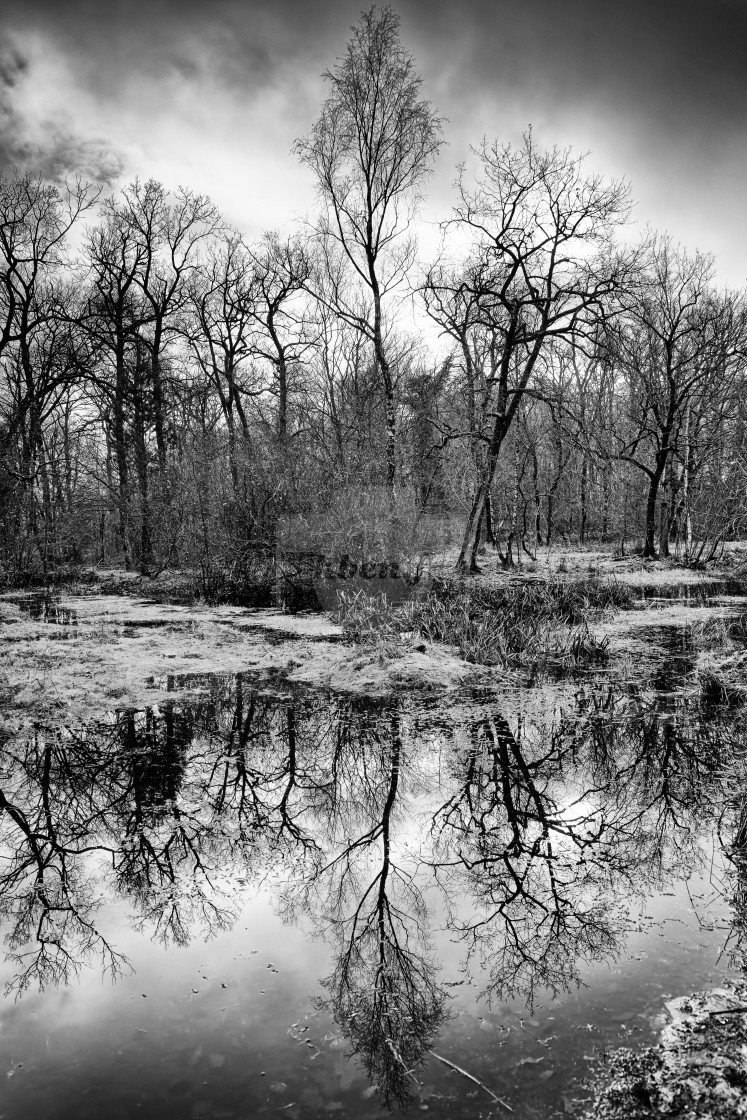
xmin=299 ymin=713 xmax=448 ymax=1108
xmin=637 ymin=579 xmax=747 ymax=602
xmin=0 ymin=725 xmax=129 ymax=993
xmin=5 ymin=594 xmax=79 ymax=625
xmin=0 ymin=677 xmax=745 ymax=1108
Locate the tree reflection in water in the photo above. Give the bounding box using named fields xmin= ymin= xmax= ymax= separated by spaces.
xmin=719 ymin=755 xmax=747 ymax=974
xmin=427 ymin=686 xmax=739 ymax=1005
xmin=0 ymin=724 xmax=131 ymax=993
xmin=0 ymin=674 xmax=744 ymax=1106
xmin=273 ymin=706 xmax=448 ymax=1108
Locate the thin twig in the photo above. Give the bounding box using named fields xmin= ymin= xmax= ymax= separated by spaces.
xmin=708 ymin=1006 xmax=747 ymax=1017
xmin=428 ymin=1049 xmax=514 ymax=1112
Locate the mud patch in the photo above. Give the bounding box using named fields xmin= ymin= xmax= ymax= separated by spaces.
xmin=584 ymin=981 xmax=747 ymax=1119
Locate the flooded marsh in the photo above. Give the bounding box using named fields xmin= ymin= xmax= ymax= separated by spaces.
xmin=1 ymin=584 xmax=746 ymax=1118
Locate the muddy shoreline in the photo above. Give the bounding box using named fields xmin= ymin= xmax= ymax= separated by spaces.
xmin=2 ymin=552 xmax=746 ymax=731
xmin=583 ymin=982 xmax=747 ymax=1119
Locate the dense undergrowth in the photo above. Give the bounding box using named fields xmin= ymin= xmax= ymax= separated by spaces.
xmin=334 ymin=576 xmax=634 ymax=667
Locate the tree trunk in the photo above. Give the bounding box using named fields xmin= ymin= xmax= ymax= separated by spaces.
xmin=579 ymin=455 xmax=588 ymax=544
xmin=456 ymin=478 xmax=491 ymax=572
xmin=483 ymin=491 xmax=496 ymax=547
xmin=644 ymin=431 xmax=672 ymax=559
xmin=35 ymin=430 xmax=53 ymax=570
xmin=151 ymin=320 xmax=168 ymax=473
xmin=506 ymin=438 xmax=520 ymax=567
xmin=114 ymin=336 xmax=131 ymax=570
xmin=531 ymin=445 xmax=542 ymax=549
xmin=369 ymin=265 xmax=397 ymax=492
xmin=601 ymin=462 xmax=610 ymax=541
xmin=132 ymin=358 xmax=152 ymax=575
xmin=644 ymin=463 xmax=666 ymax=558
xmin=659 ymin=489 xmax=670 ymax=558
xmin=682 ymin=403 xmax=693 ymax=559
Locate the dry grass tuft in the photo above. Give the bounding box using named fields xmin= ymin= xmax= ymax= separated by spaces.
xmin=334 ymin=578 xmax=622 ymax=667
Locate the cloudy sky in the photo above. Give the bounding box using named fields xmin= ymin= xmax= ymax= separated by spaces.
xmin=1 ymin=0 xmax=745 ymax=287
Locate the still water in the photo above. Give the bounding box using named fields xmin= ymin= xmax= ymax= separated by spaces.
xmin=1 ymin=634 xmax=746 ymax=1118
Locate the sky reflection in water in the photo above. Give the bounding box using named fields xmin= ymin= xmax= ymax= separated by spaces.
xmin=0 ymin=671 xmax=745 ymax=1118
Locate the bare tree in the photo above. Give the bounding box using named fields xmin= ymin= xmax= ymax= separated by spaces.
xmin=422 ymin=259 xmax=499 ymax=540
xmin=84 ymin=203 xmax=149 ymax=569
xmin=295 ymin=5 xmax=443 ymax=491
xmin=247 ymin=232 xmax=314 ymax=445
xmin=187 ymin=233 xmax=260 ymax=494
xmin=436 ymin=132 xmax=631 ymax=570
xmin=0 ymin=174 xmax=96 ymax=571
xmin=83 ymin=181 xmax=220 ymax=573
xmin=607 ymin=236 xmax=747 ymax=558
xmin=115 ymin=180 xmax=220 ymax=472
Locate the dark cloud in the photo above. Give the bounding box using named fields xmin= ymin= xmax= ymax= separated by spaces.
xmin=169 ymin=53 xmax=200 ymax=82
xmin=0 ymin=0 xmax=351 ymax=98
xmin=0 ymin=36 xmax=123 ymax=183
xmin=0 ymin=0 xmax=745 ymax=280
xmin=0 ymin=116 xmax=124 ymax=185
xmin=392 ymin=0 xmax=747 ymax=282
xmin=32 ymin=129 xmax=124 ymax=186
xmin=0 ymin=44 xmax=28 ymax=88
xmin=408 ymin=0 xmax=747 ymax=112
xmin=4 ymin=0 xmax=747 ymax=129
xmin=0 ymin=47 xmax=33 ymax=175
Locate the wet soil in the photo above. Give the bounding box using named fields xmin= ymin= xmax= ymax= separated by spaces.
xmin=585 ymin=981 xmax=747 ymax=1119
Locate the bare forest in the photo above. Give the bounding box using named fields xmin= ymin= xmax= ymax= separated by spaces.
xmin=2 ymin=8 xmax=746 ymax=600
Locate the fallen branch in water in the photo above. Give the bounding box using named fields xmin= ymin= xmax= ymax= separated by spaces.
xmin=428 ymin=1050 xmax=513 ymax=1112
xmin=708 ymin=1006 xmax=747 ymax=1016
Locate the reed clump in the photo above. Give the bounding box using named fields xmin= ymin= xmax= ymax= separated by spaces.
xmin=334 ymin=576 xmax=623 ymax=667
xmin=699 ymin=651 xmax=747 ymax=706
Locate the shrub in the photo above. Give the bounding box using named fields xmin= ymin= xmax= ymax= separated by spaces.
xmin=198 ymin=558 xmax=275 ymax=607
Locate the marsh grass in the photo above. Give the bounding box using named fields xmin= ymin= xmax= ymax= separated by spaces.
xmin=690 ymin=613 xmax=747 ymax=705
xmin=334 ymin=577 xmax=623 ymax=667
xmin=692 ymin=614 xmax=747 ymax=648
xmin=335 ymin=589 xmax=398 ymax=645
xmin=699 ymin=651 xmax=747 ymax=705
